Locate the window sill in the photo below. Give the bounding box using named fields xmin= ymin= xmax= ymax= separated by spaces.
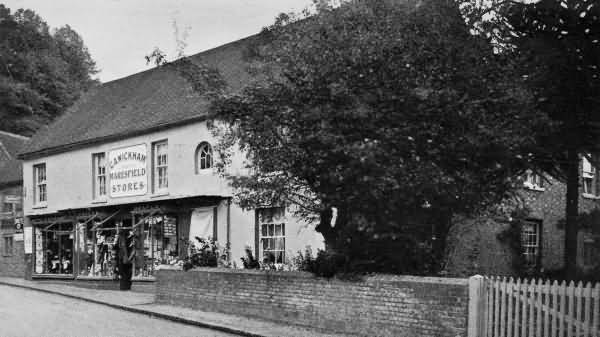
xmin=523 ymin=185 xmax=545 ymax=192
xmin=582 ymin=193 xmax=600 ymax=200
xmin=32 ymin=203 xmax=48 ymax=209
xmin=32 ymin=274 xmax=75 ymax=279
xmin=150 ymin=192 xmax=169 ymax=198
xmin=91 ymin=199 xmax=108 ymax=204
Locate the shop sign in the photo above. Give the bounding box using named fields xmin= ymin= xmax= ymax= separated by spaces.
xmin=24 ymin=226 xmax=32 ymax=253
xmin=163 ymin=217 xmax=176 ymax=236
xmin=15 ymin=217 xmax=23 ymax=234
xmin=109 ymin=144 xmax=148 ymax=198
xmin=4 ymin=195 xmax=20 ymax=203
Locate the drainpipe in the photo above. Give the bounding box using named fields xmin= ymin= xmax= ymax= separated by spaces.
xmin=226 ymin=198 xmax=231 ymax=261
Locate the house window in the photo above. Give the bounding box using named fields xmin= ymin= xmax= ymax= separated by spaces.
xmin=195 ymin=142 xmax=213 ymax=172
xmin=258 ymin=207 xmax=286 ymax=264
xmin=34 ymin=164 xmax=47 ymax=204
xmin=152 ymin=141 xmax=168 ymax=192
xmin=582 ymin=155 xmax=599 ymax=196
xmin=583 ymin=239 xmax=596 ymax=267
xmin=524 ymin=170 xmax=544 ymax=190
xmin=3 ymin=236 xmax=13 ymax=256
xmin=92 ymin=153 xmax=107 ymax=199
xmin=521 ymin=220 xmax=541 ymax=268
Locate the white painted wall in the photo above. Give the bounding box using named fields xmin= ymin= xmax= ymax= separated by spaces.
xmin=23 ymin=120 xmax=323 ymax=264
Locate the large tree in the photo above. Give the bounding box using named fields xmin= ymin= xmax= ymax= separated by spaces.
xmin=208 ymin=0 xmax=550 ymax=274
xmin=0 ymin=5 xmax=98 ymax=136
xmin=461 ymin=0 xmax=600 ymax=278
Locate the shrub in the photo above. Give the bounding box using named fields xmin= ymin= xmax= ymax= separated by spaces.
xmin=182 ymin=237 xmax=220 ymax=271
xmin=240 ymin=246 xmax=260 ymax=269
xmin=293 ymin=247 xmax=351 ymax=278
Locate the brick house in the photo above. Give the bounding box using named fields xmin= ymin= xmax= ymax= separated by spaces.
xmin=17 ymin=36 xmax=324 ymax=284
xmin=0 ymin=131 xmax=29 ymax=277
xmin=444 ymin=160 xmax=600 ymax=277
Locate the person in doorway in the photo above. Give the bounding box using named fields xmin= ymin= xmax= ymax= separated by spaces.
xmin=113 ymin=230 xmax=136 ymax=290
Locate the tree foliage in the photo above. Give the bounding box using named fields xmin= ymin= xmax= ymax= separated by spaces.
xmin=206 ymin=0 xmax=553 ymax=275
xmin=460 ymin=0 xmax=600 ymax=278
xmin=0 ymin=5 xmax=98 ymax=136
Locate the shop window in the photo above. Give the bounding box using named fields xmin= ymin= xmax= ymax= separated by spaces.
xmin=257 ymin=207 xmax=286 ymax=264
xmin=195 ymin=142 xmax=213 ymax=172
xmin=92 ymin=152 xmax=107 ymax=199
xmin=523 ymin=170 xmax=544 ymax=190
xmin=152 ymin=141 xmax=168 ymax=193
xmin=76 ymin=219 xmax=122 ymax=278
xmin=133 ymin=214 xmax=179 ymax=278
xmin=521 ymin=220 xmax=541 ymax=269
xmin=583 ymin=239 xmax=596 ymax=267
xmin=3 ymin=236 xmax=13 ymax=256
xmin=34 ymin=163 xmax=47 ymax=204
xmin=34 ymin=223 xmax=74 ymax=275
xmin=582 ymin=155 xmax=599 ymax=196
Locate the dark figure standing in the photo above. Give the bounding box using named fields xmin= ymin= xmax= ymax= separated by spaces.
xmin=114 ymin=230 xmax=135 ymax=290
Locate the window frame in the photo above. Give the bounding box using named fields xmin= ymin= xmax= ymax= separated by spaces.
xmin=582 ymin=239 xmax=596 ymax=268
xmin=523 ymin=169 xmax=544 ymax=191
xmin=582 ymin=154 xmax=600 ymax=197
xmin=33 ymin=163 xmax=47 ymax=205
xmin=152 ymin=140 xmax=168 ymax=193
xmin=521 ymin=220 xmax=541 ymax=270
xmin=92 ymin=152 xmax=107 ymax=200
xmin=257 ymin=207 xmax=286 ymax=264
xmin=195 ymin=142 xmax=213 ymax=173
xmin=3 ymin=235 xmax=13 ymax=256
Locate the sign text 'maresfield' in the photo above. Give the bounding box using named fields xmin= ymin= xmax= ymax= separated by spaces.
xmin=109 ymin=144 xmax=148 ymax=197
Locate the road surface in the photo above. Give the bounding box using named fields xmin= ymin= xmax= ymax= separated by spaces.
xmin=0 ymin=285 xmax=238 ymax=337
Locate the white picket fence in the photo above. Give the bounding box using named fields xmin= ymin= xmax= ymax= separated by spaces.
xmin=468 ymin=276 xmax=600 ymax=337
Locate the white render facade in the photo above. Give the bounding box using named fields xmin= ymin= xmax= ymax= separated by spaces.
xmin=21 ymin=113 xmax=323 ymax=280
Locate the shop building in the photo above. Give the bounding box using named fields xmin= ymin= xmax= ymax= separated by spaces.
xmin=18 ymin=36 xmax=323 ymax=282
xmin=0 ymin=131 xmax=29 ymax=277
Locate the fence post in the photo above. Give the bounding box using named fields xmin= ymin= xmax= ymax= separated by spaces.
xmin=468 ymin=275 xmax=485 ymax=337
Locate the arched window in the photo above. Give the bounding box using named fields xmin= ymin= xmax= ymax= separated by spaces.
xmin=195 ymin=142 xmax=213 ymax=173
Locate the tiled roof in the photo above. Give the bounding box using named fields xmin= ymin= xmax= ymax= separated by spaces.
xmin=19 ymin=34 xmax=258 ymax=159
xmin=0 ymin=131 xmax=29 ymax=185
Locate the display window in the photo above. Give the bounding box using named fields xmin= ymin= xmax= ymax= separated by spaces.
xmin=34 ymin=223 xmax=74 ymax=275
xmin=133 ymin=214 xmax=178 ymax=278
xmin=76 ymin=217 xmax=131 ymax=278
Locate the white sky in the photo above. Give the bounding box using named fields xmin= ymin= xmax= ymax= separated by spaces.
xmin=2 ymin=0 xmax=312 ymax=82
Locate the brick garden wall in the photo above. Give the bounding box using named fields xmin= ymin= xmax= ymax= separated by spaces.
xmin=156 ymin=268 xmax=468 ymax=337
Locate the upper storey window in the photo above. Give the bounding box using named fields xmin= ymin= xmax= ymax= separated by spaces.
xmin=92 ymin=152 xmax=107 ymax=199
xmin=34 ymin=163 xmax=47 ymax=205
xmin=582 ymin=155 xmax=599 ymax=197
xmin=195 ymin=142 xmax=213 ymax=173
xmin=153 ymin=140 xmax=168 ymax=193
xmin=523 ymin=170 xmax=544 ymax=191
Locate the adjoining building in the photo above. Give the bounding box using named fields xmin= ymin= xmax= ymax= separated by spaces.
xmin=445 ymin=161 xmax=600 ymax=278
xmin=18 ymin=35 xmax=324 ymax=283
xmin=0 ymin=131 xmax=29 ymax=277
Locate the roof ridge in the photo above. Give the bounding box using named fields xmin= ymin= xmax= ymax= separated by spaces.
xmin=0 ymin=130 xmax=29 ymax=140
xmin=99 ymin=33 xmax=260 ymax=86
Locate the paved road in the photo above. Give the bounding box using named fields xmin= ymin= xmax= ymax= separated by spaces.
xmin=0 ymin=285 xmax=238 ymax=337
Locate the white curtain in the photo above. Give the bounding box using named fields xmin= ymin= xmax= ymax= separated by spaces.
xmin=189 ymin=207 xmax=214 ymax=247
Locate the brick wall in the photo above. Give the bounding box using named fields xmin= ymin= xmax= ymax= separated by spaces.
xmin=156 ymin=268 xmax=468 ymax=337
xmin=0 ymin=185 xmax=25 ymax=278
xmin=445 ymin=173 xmax=600 ymax=277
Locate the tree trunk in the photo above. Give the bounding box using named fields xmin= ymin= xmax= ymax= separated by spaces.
xmin=315 ymin=207 xmax=336 ymax=250
xmin=564 ymin=147 xmax=579 ymax=279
